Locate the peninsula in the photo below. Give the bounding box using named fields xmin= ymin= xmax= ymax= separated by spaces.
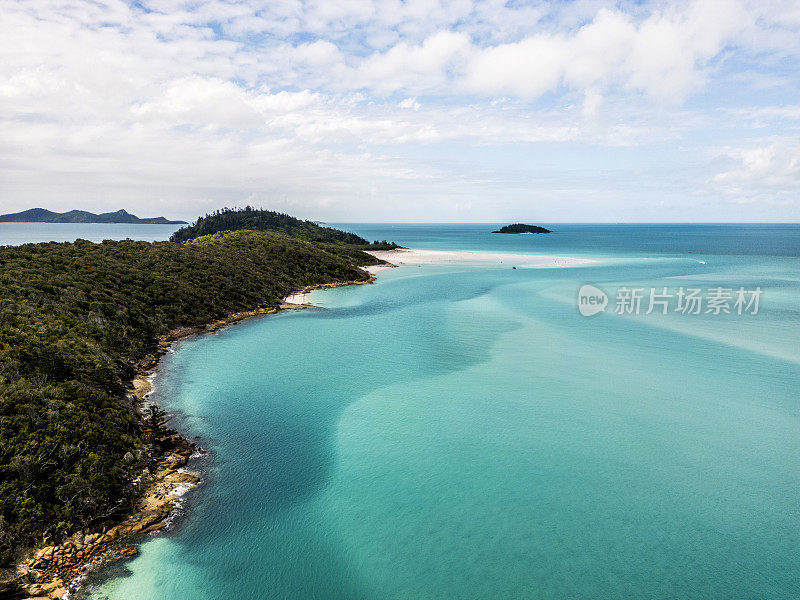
xmin=0 ymin=208 xmax=394 ymax=598
xmin=492 ymin=224 xmax=552 ymax=234
xmin=0 ymin=208 xmax=187 ymax=224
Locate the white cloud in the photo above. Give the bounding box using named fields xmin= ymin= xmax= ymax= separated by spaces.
xmin=0 ymin=0 xmax=799 ymax=220
xmin=725 ymin=105 xmax=800 ymax=128
xmin=398 ymin=97 xmax=421 ymax=110
xmin=581 ymin=88 xmax=603 ymax=120
xmin=464 ymin=35 xmax=566 ymax=98
xmin=461 ymin=1 xmax=751 ymax=102
xmin=354 ymin=31 xmax=472 ymax=92
xmin=132 ymin=78 xmax=264 ymax=128
xmin=715 ymin=142 xmax=800 ymax=190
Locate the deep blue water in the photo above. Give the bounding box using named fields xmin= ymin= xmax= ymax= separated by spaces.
xmin=334 ymin=222 xmax=800 ymax=257
xmin=8 ymin=223 xmax=796 ymax=599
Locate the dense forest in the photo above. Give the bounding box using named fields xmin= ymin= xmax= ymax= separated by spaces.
xmin=0 ymin=227 xmax=384 ymax=565
xmin=171 ymin=207 xmax=398 ymax=249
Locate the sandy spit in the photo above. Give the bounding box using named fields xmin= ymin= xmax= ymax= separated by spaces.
xmin=365 ymin=248 xmax=595 ymax=268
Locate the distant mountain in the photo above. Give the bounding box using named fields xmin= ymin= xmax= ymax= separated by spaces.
xmin=0 ymin=208 xmax=187 ymax=224
xmin=492 ymin=224 xmax=552 ymax=234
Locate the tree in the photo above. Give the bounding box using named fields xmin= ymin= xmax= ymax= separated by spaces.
xmin=142 ymin=405 xmax=174 ymax=442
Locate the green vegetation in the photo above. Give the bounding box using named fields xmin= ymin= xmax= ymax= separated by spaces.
xmin=492 ymin=224 xmax=552 ymax=234
xmin=0 ymin=228 xmax=383 ymax=564
xmin=142 ymin=405 xmax=175 ymax=443
xmin=170 ymin=207 xmax=399 ymax=249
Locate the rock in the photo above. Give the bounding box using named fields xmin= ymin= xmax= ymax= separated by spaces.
xmin=42 ymin=579 xmax=63 ymax=593
xmin=137 ymin=511 xmax=164 ymax=530
xmin=12 ymin=432 xmax=200 ymax=600
xmin=165 ymin=454 xmax=184 ymax=468
xmin=34 ymin=546 xmax=55 ymax=562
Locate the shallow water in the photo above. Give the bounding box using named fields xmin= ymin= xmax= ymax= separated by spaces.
xmin=77 ymin=224 xmax=799 ymax=600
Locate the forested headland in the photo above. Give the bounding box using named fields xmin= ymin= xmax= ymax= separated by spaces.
xmin=170 ymin=206 xmax=399 ymax=249
xmin=0 ymin=218 xmax=388 ymax=569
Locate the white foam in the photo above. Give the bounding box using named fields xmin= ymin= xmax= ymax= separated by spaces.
xmin=168 ymin=482 xmax=196 ymax=498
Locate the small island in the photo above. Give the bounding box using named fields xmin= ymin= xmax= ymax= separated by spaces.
xmin=0 ymin=208 xmax=187 ymax=224
xmin=492 ymin=224 xmax=552 ymax=234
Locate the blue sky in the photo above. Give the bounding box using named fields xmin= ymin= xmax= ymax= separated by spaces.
xmin=1 ymin=0 xmax=798 ymax=222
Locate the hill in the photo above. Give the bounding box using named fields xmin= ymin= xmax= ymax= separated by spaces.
xmin=170 ymin=207 xmax=398 ymax=249
xmin=0 ymin=208 xmax=187 ymax=224
xmin=492 ymin=224 xmax=552 ymax=234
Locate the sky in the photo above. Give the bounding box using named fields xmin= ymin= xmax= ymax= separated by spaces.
xmin=1 ymin=0 xmax=799 ymax=222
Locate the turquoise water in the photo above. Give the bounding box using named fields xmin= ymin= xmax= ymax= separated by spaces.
xmin=63 ymin=224 xmax=798 ymax=599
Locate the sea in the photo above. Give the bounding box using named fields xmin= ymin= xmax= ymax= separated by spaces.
xmin=2 ymin=223 xmax=798 ymax=599
xmin=0 ymin=222 xmax=182 ymax=245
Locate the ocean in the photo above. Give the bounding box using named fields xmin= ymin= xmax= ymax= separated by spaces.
xmin=0 ymin=222 xmax=182 ymax=245
xmin=5 ymin=223 xmax=798 ymax=599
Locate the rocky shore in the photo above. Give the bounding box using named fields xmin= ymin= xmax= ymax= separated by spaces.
xmin=12 ymin=435 xmax=199 ymax=600
xmin=4 ymin=268 xmax=394 ymax=600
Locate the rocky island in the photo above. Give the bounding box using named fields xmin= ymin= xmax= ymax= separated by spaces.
xmin=492 ymin=224 xmax=553 ymax=234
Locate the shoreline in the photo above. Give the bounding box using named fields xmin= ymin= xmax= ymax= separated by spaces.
xmin=366 ymin=248 xmax=595 ymax=268
xmin=9 ymin=247 xmax=588 ymax=598
xmin=10 ymin=264 xmax=394 ymax=600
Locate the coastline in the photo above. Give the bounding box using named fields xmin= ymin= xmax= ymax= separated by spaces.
xmin=367 ymin=248 xmax=595 ymax=268
xmin=7 ymin=244 xmax=595 ymax=599
xmin=10 ymin=264 xmax=394 ymax=600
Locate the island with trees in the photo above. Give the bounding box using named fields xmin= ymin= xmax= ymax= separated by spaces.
xmin=0 ymin=208 xmax=187 ymax=224
xmin=0 ymin=208 xmax=393 ymax=597
xmin=492 ymin=224 xmax=552 ymax=234
xmin=170 ymin=206 xmax=399 ymax=249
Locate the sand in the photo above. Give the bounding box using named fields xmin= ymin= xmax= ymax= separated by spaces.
xmin=366 ymin=248 xmax=595 ymax=268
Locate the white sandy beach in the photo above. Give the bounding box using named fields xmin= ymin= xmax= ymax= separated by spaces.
xmin=282 ymin=292 xmax=311 ymax=304
xmin=366 ymin=248 xmax=595 ymax=269
xmin=282 ymin=249 xmax=593 ymax=304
